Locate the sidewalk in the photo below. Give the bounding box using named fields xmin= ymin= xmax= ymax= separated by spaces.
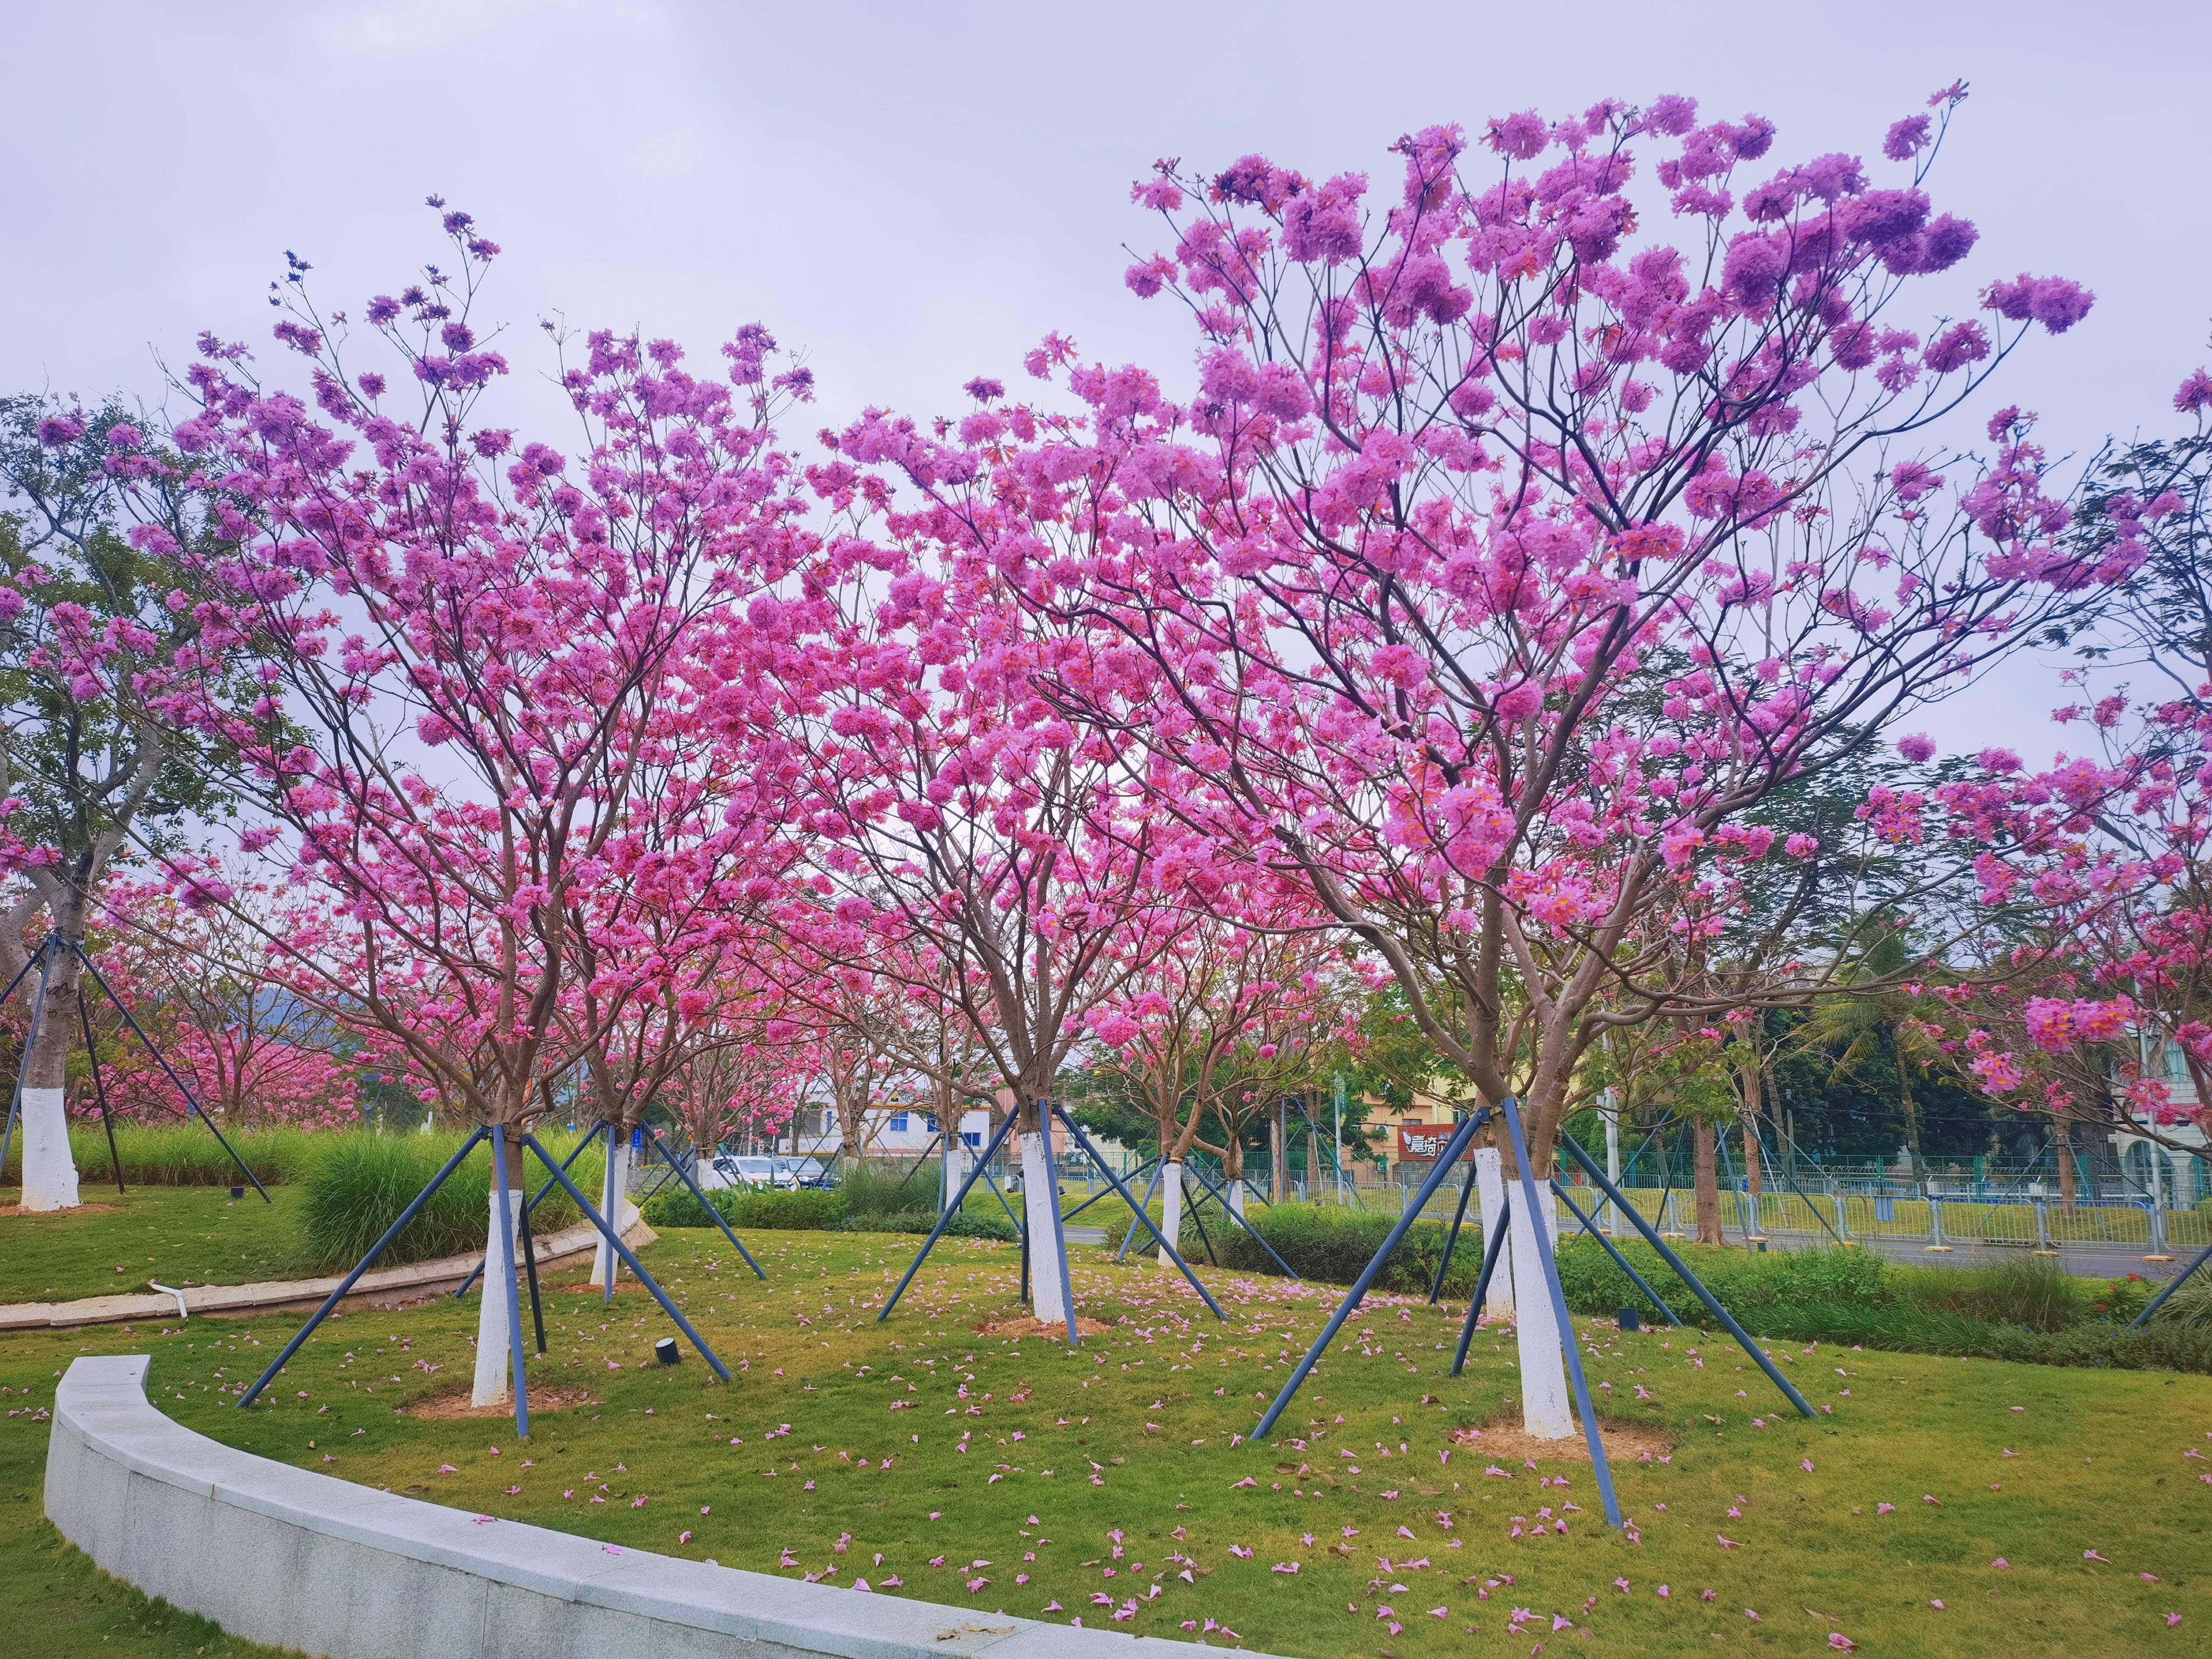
xmin=0 ymin=1216 xmax=656 ymax=1332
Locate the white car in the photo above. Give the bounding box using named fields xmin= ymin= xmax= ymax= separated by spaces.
xmin=707 ymin=1154 xmax=804 ymax=1190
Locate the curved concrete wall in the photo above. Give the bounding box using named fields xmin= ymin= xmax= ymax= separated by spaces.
xmin=46 ymin=1356 xmax=1226 ymax=1659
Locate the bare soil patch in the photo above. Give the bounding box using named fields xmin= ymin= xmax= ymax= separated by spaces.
xmin=1450 ymin=1418 xmax=1671 ymax=1464
xmin=0 ymin=1202 xmax=119 ymax=1218
xmin=977 ymin=1313 xmax=1111 ymax=1338
xmin=400 ymin=1382 xmax=600 ymax=1420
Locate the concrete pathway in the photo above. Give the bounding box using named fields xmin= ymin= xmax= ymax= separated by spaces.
xmin=0 ymin=1217 xmax=655 ymax=1332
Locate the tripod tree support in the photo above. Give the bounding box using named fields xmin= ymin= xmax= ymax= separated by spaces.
xmin=2134 ymin=1238 xmax=2212 ymax=1329
xmin=1 ymin=940 xmax=58 ymax=1198
xmin=454 ymin=1127 xmax=601 ymax=1299
xmin=879 ymin=1106 xmax=1022 ymax=1323
xmin=490 ymin=1130 xmax=532 ymax=1439
xmin=1113 ymin=1157 xmax=1168 ymax=1263
xmin=1449 ymin=1199 xmax=1513 ymax=1376
xmin=1501 ymin=1095 xmax=1622 ymax=1527
xmin=241 ymin=1128 xmax=489 ymax=1408
xmin=1182 ymin=1160 xmax=1301 ymax=1281
xmin=1559 ymin=1131 xmax=1813 ymax=1417
xmin=1036 ymin=1103 xmax=1079 ymax=1346
xmin=71 ymin=943 xmax=270 ymax=1202
xmin=517 ymin=1180 xmax=546 ymax=1355
xmin=1054 ymin=1107 xmax=1227 ymax=1322
xmin=642 ymin=1124 xmax=766 ymax=1279
xmin=75 ymin=982 xmax=126 ymax=1195
xmin=522 ymin=1132 xmax=731 ymax=1380
xmin=1552 ymin=1179 xmax=1680 ymax=1326
xmin=1428 ymin=1151 xmax=1482 ymax=1303
xmin=1251 ymin=1108 xmax=1486 ymax=1441
xmin=1067 ymin=1152 xmax=1158 ymax=1223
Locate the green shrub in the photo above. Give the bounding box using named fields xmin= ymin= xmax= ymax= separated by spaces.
xmin=1191 ymin=1203 xmax=2212 ymax=1376
xmin=836 ymin=1160 xmax=942 ymax=1223
xmin=296 ymin=1132 xmax=592 ymax=1270
xmin=642 ymin=1183 xmax=846 ymax=1231
xmin=5 ymin=1122 xmax=326 ymax=1188
xmin=1899 ymin=1254 xmax=2087 ymax=1331
xmin=2146 ymin=1271 xmax=2212 ymax=1330
xmin=2090 ymin=1273 xmax=2156 ymax=1321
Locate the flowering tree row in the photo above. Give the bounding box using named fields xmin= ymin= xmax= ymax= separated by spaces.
xmin=3 ymin=91 xmax=2201 ymax=1427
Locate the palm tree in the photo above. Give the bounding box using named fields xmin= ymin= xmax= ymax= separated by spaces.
xmin=1793 ymin=930 xmax=1953 ymax=1165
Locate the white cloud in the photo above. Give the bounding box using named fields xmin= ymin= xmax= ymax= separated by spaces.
xmin=621 ymin=126 xmax=706 ymax=181
xmin=319 ymin=0 xmax=590 ymax=57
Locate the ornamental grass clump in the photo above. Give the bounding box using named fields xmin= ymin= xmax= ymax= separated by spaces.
xmin=298 ymin=1131 xmax=594 ymax=1270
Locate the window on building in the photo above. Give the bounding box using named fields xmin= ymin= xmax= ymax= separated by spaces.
xmin=889 ymin=1112 xmax=909 ymax=1133
xmin=963 ymin=1131 xmax=983 ymax=1148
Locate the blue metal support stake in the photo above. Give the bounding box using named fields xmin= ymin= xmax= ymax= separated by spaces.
xmin=1501 ymin=1097 xmax=1622 ymax=1528
xmin=1560 ymin=1131 xmax=1812 ymax=1416
xmin=880 ymin=1107 xmax=1022 ymax=1321
xmin=1055 ymin=1108 xmax=1226 ymax=1320
xmin=241 ymin=1128 xmax=488 ymax=1407
xmin=1114 ymin=1158 xmax=1167 ymax=1263
xmin=643 ymin=1124 xmax=766 ymax=1278
xmin=1450 ymin=1199 xmax=1512 ymax=1376
xmin=2134 ymin=1238 xmax=2212 ymax=1328
xmin=1552 ymin=1178 xmax=1679 ymax=1326
xmin=1182 ymin=1161 xmax=1301 ymax=1280
xmin=1252 ymin=1109 xmax=1485 ymax=1440
xmin=491 ymin=1128 xmax=531 ymax=1439
xmin=1429 ymin=1150 xmax=1481 ymax=1303
xmin=523 ymin=1134 xmax=731 ymax=1380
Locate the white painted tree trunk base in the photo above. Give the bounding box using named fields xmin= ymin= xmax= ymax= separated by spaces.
xmin=472 ymin=1178 xmax=522 ymax=1407
xmin=1506 ymin=1183 xmax=1574 ymax=1439
xmin=1019 ymin=1131 xmax=1068 ymax=1326
xmin=1226 ymin=1181 xmax=1247 ymax=1219
xmin=1473 ymin=1148 xmax=1512 ymax=1316
xmin=18 ymin=1087 xmax=79 ymax=1211
xmin=589 ymin=1136 xmax=636 ymax=1290
xmin=942 ymin=1141 xmax=969 ymax=1213
xmin=1157 ymin=1161 xmax=1185 ymax=1271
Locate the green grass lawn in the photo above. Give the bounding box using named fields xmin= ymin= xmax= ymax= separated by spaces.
xmin=0 ymin=1184 xmax=317 ymax=1305
xmin=0 ymin=1225 xmax=2205 ymax=1657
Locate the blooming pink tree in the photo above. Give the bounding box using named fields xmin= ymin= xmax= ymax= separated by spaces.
xmin=89 ymin=869 xmax=360 ymax=1128
xmin=849 ymin=90 xmax=2130 ymax=1433
xmin=1088 ymin=894 xmax=1341 ymax=1256
xmin=127 ymin=208 xmax=815 ymax=1405
xmin=761 ymin=510 xmax=1192 ymax=1322
xmin=0 ymin=395 xmax=257 ymax=1206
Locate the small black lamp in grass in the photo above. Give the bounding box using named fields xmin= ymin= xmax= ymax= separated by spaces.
xmin=655 ymin=1337 xmax=680 ymax=1366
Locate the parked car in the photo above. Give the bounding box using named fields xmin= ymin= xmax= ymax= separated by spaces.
xmin=707 ymin=1154 xmax=803 ymax=1190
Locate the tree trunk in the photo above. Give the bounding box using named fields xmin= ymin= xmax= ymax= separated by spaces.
xmin=1272 ymin=1100 xmax=1289 ymax=1203
xmin=1496 ymin=1139 xmax=1572 ymax=1439
xmin=1896 ymin=1050 xmax=1924 ymax=1162
xmin=16 ymin=943 xmax=83 ymax=1211
xmin=1225 ymin=1137 xmax=1246 ymax=1218
xmin=1694 ymin=1120 xmax=1722 ymax=1245
xmin=1743 ymin=1070 xmax=1761 ymax=1203
xmin=2055 ymin=1118 xmax=2077 ymax=1210
xmin=588 ymin=1123 xmax=637 ymax=1290
xmin=1473 ymin=1145 xmax=1513 ymax=1316
xmin=1308 ymin=1113 xmax=1322 ymax=1203
xmin=1158 ymin=1159 xmax=1185 ymax=1270
xmin=1020 ymin=1125 xmax=1070 ymax=1327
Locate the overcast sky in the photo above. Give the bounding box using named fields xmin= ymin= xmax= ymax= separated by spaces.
xmin=6 ymin=0 xmax=2207 ymax=754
